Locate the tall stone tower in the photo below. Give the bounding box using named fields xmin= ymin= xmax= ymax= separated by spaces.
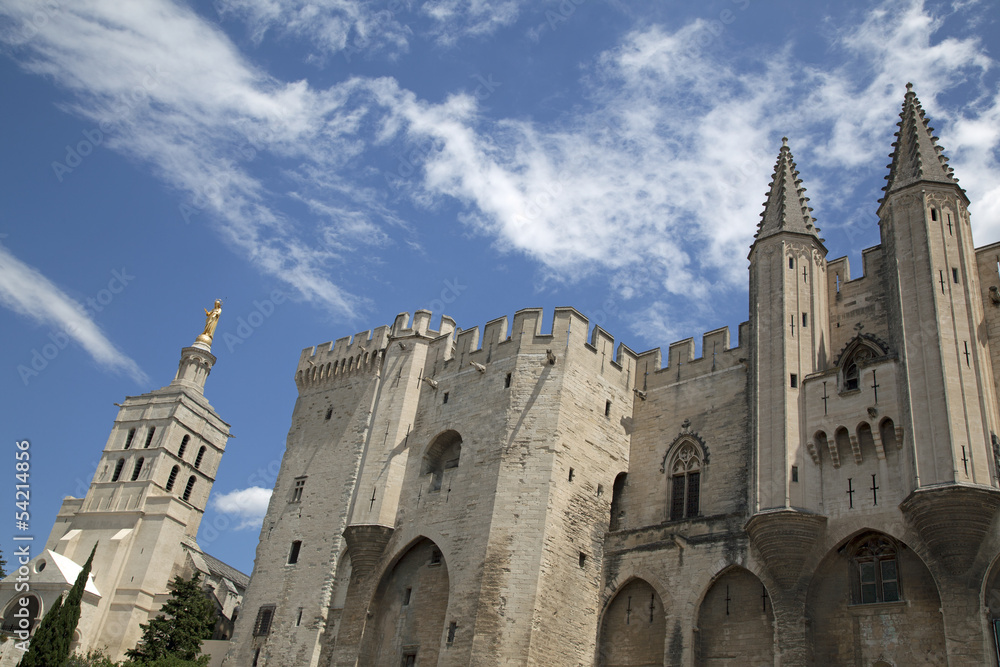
xmin=2 ymin=305 xmax=232 ymax=662
xmin=748 ymin=138 xmax=830 ymax=513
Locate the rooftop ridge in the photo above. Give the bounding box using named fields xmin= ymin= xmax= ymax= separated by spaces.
xmin=754 ymin=137 xmax=821 ymax=244
xmin=881 ymin=83 xmax=961 ymax=201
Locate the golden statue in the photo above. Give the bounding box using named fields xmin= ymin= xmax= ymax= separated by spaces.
xmin=194 ymin=299 xmax=223 ymax=349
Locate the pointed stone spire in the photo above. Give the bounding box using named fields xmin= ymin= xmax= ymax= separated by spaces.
xmin=882 ymin=83 xmax=960 ymax=199
xmin=754 ymin=137 xmax=821 ymax=243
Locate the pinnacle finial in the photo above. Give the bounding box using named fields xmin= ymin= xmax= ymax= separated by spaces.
xmin=753 ymin=137 xmax=821 ymax=244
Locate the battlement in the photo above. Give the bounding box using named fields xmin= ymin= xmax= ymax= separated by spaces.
xmin=425 ymin=307 xmax=640 ymax=380
xmin=635 ymin=323 xmax=748 ymax=390
xmin=295 ymin=325 xmax=391 ymax=388
xmin=827 ymin=244 xmax=884 ymax=296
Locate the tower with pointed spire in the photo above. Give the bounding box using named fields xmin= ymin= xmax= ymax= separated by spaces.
xmin=0 ymin=304 xmax=246 ymax=665
xmin=748 ymin=137 xmax=830 ymax=512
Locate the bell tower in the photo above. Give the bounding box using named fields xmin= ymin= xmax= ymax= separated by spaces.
xmin=42 ymin=302 xmax=231 ymax=660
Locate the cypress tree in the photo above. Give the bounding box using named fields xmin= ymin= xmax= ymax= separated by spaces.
xmin=18 ymin=543 xmax=96 ymax=667
xmin=125 ymin=573 xmax=215 ymax=664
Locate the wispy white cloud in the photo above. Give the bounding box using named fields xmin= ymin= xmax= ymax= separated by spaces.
xmin=0 ymin=244 xmax=148 ymax=383
xmin=211 ymin=486 xmax=272 ymax=530
xmin=3 ymin=0 xmax=998 ymax=348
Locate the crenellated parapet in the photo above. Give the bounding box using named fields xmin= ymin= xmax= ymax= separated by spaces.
xmin=294 ymin=326 xmax=391 ymax=389
xmin=636 ymin=323 xmax=749 ymax=391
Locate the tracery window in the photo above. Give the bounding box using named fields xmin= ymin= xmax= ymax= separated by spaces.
xmin=851 ymin=535 xmax=900 ymax=604
xmin=841 ymin=343 xmax=878 ymax=392
xmin=669 ymin=442 xmax=701 ymax=521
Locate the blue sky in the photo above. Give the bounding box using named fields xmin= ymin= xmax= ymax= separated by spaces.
xmin=2 ymin=0 xmax=999 ymax=577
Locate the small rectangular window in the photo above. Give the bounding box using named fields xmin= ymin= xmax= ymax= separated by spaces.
xmin=597 ymin=484 xmax=604 ymax=497
xmin=403 ymin=654 xmax=416 ymax=667
xmin=952 ymin=268 xmax=959 ymax=284
xmin=605 ymin=400 xmax=612 ymax=417
xmin=579 ymin=551 xmax=587 ymax=567
xmin=288 ymin=540 xmax=302 ymax=564
xmin=144 ymin=427 xmax=156 ymax=448
xmin=791 ymin=465 xmax=799 ymax=482
xmin=568 ymin=467 xmax=575 ymax=482
xmin=790 ymin=374 xmax=798 ymax=388
xmin=429 ymin=548 xmax=442 ymax=566
xmin=296 ymin=608 xmax=303 ymax=626
xmin=802 ymin=312 xmax=808 ymax=328
xmin=253 ymin=606 xmax=275 ymax=636
xmin=789 ymin=257 xmax=794 ymax=269
xmin=291 ymin=477 xmax=306 ymax=503
xmin=443 ymin=392 xmax=449 ymax=404
xmin=447 ymin=621 xmax=457 ymax=644
xmin=504 ymin=372 xmax=512 ymax=388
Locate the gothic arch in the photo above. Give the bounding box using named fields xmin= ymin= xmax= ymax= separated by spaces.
xmin=422 ymin=430 xmax=462 ymax=493
xmin=694 ymin=566 xmax=774 ymax=667
xmin=359 ymin=537 xmax=450 ymax=665
xmin=661 ymin=435 xmax=708 ymax=521
xmin=835 ymin=335 xmax=888 ymax=392
xmin=597 ymin=577 xmax=666 ymax=667
xmin=806 ymin=529 xmax=945 ymax=665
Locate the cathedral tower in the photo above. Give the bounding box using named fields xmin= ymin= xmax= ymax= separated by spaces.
xmin=35 ymin=306 xmax=231 ymax=660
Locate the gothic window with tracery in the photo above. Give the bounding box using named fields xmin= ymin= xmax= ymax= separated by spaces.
xmin=842 ymin=344 xmax=876 ymax=391
xmin=851 ymin=535 xmax=900 ymax=604
xmin=669 ymin=442 xmax=701 ymax=521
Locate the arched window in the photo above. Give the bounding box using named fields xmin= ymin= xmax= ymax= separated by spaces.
xmin=195 ymin=446 xmax=206 ymax=469
xmin=183 ymin=476 xmax=196 ymax=502
xmin=112 ymin=459 xmax=126 ymax=482
xmin=851 ymin=535 xmax=900 ymax=604
xmin=423 ymin=431 xmax=462 ymax=493
xmin=288 ymin=540 xmax=302 ymax=564
xmin=178 ymin=435 xmax=189 ymax=458
xmin=839 ymin=340 xmax=881 ymax=392
xmin=166 ymin=465 xmax=180 ymax=491
xmin=124 ymin=428 xmax=136 ymax=450
xmin=2 ymin=594 xmax=40 ymax=634
xmin=669 ymin=442 xmax=702 ymax=520
xmin=143 ymin=427 xmax=156 ymax=448
xmin=609 ymin=472 xmax=627 ymax=531
xmin=131 ymin=458 xmax=144 ymax=481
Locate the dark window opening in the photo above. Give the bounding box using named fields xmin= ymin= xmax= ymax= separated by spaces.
xmin=952 ymin=267 xmax=959 ymax=284
xmin=166 ymin=465 xmax=179 ymax=491
xmin=790 ymin=374 xmax=798 ymax=388
xmin=504 ymin=373 xmax=511 ymax=388
xmin=253 ymin=606 xmax=275 ymax=636
xmin=791 ymin=465 xmax=799 ymax=482
xmin=124 ymin=428 xmax=136 ymax=450
xmin=143 ymin=427 xmax=156 ymax=448
xmin=403 ymin=653 xmax=416 ymax=667
xmin=669 ymin=443 xmax=702 ymax=521
xmin=131 ymin=458 xmax=144 ymax=482
xmin=178 ymin=435 xmax=189 ymax=458
xmin=447 ymin=621 xmax=457 ymax=644
xmin=403 ymin=588 xmax=411 ymax=605
xmin=605 ymin=400 xmax=612 ymax=417
xmin=579 ymin=552 xmax=587 ymax=567
xmin=195 ymin=446 xmax=206 ymax=469
xmin=931 ymin=208 xmax=938 ymax=221
xmin=568 ymin=467 xmax=575 ymax=482
xmin=296 ymin=608 xmax=303 ymax=626
xmin=443 ymin=392 xmax=449 ymax=404
xmin=597 ymin=484 xmax=604 ymax=497
xmin=325 ymin=407 xmax=332 ymax=420
xmin=802 ymin=312 xmax=808 ymax=327
xmin=429 ymin=548 xmax=442 ymax=566
xmin=183 ymin=476 xmax=196 ymax=502
xmin=252 ymin=648 xmax=261 ymax=667
xmin=288 ymin=540 xmax=302 ymax=564
xmin=789 ymin=257 xmax=794 ymax=269
xmin=609 ymin=472 xmax=627 ymax=531
xmin=112 ymin=459 xmax=125 ymax=482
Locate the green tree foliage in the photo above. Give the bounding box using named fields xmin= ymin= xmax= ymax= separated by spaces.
xmin=0 ymin=547 xmax=8 ymax=578
xmin=64 ymin=648 xmax=121 ymax=667
xmin=124 ymin=573 xmax=215 ymax=665
xmin=19 ymin=543 xmax=97 ymax=667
